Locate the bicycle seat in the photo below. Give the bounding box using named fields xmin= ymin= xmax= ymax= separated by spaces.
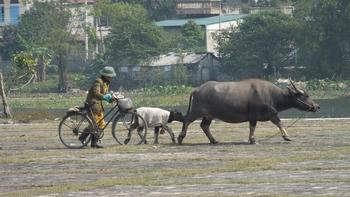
xmin=78 ymin=102 xmax=90 ymax=111
xmin=67 ymin=103 xmax=90 ymax=115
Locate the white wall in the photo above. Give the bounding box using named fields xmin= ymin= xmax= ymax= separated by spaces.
xmin=205 ymin=20 xmax=240 ymax=54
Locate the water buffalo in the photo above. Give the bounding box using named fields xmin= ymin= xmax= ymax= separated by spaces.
xmin=178 ymin=79 xmax=320 ymax=145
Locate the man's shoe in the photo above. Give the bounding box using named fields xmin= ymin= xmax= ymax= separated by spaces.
xmin=91 ymin=137 xmax=103 ymax=148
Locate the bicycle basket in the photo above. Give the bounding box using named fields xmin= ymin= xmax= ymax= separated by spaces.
xmin=118 ymin=98 xmax=133 ymax=112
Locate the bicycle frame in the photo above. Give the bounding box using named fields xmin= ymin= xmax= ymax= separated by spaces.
xmin=89 ymin=103 xmax=122 ymax=132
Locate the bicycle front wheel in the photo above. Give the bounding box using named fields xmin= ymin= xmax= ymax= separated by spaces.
xmin=111 ymin=111 xmax=147 ymax=145
xmin=58 ymin=112 xmax=93 ymax=149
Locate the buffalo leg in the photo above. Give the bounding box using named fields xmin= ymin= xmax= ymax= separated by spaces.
xmin=154 ymin=126 xmax=160 ymax=144
xmin=200 ymin=117 xmax=218 ymax=144
xmin=163 ymin=125 xmax=176 ymax=143
xmin=178 ymin=114 xmax=198 ymax=145
xmin=178 ymin=121 xmax=190 ymax=145
xmin=271 ymin=116 xmax=292 ymax=141
xmin=249 ymin=120 xmax=257 ymax=144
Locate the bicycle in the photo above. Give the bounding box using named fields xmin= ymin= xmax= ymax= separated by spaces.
xmin=58 ymin=92 xmax=147 ymax=149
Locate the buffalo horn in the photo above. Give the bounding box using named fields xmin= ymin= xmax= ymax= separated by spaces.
xmin=289 ymin=79 xmax=298 ymax=91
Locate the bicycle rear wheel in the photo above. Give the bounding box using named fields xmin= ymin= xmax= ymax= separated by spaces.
xmin=58 ymin=112 xmax=93 ymax=149
xmin=111 ymin=111 xmax=147 ymax=145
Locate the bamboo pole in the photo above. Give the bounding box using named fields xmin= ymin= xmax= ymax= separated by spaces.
xmin=0 ymin=72 xmax=11 ymax=118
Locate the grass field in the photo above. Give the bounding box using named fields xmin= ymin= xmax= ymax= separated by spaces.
xmin=0 ymin=119 xmax=349 ymax=196
xmin=6 ymin=82 xmax=349 ymax=110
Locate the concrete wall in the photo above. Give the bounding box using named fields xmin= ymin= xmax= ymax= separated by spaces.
xmin=205 ymin=20 xmax=240 ymax=54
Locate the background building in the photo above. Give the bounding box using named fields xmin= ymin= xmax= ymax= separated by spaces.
xmin=116 ymin=53 xmax=220 ymax=87
xmin=0 ymin=0 xmax=26 ymax=26
xmin=156 ymin=14 xmax=247 ymax=54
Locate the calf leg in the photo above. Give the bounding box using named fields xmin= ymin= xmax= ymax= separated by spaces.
xmin=154 ymin=126 xmax=160 ymax=144
xmin=163 ymin=125 xmax=176 ymax=144
xmin=200 ymin=117 xmax=218 ymax=144
xmin=271 ymin=116 xmax=292 ymax=141
xmin=249 ymin=120 xmax=257 ymax=144
xmin=137 ymin=126 xmax=147 ymax=144
xmin=124 ymin=123 xmax=138 ymax=145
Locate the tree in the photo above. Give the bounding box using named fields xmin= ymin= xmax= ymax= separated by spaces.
xmin=255 ymin=0 xmax=292 ymax=7
xmin=17 ymin=1 xmax=77 ymax=92
xmin=179 ymin=20 xmax=206 ymax=53
xmin=97 ymin=2 xmax=168 ymax=66
xmin=294 ymin=0 xmax=350 ymax=78
xmin=0 ymin=26 xmax=24 ymax=61
xmin=8 ymin=51 xmax=37 ymax=92
xmin=217 ymin=11 xmax=298 ymax=78
xmin=112 ymin=0 xmax=177 ymax=21
xmin=18 ymin=36 xmax=54 ymax=82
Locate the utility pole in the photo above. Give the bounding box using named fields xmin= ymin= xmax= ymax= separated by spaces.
xmin=85 ymin=0 xmax=89 ymax=60
xmin=219 ymin=0 xmax=222 ymax=31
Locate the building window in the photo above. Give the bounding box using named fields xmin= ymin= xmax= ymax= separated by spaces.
xmin=0 ymin=0 xmax=3 ymax=24
xmin=10 ymin=0 xmax=20 ymax=25
xmin=0 ymin=6 xmax=4 ymax=24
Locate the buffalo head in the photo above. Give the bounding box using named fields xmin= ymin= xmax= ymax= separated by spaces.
xmin=287 ymin=80 xmax=320 ymax=112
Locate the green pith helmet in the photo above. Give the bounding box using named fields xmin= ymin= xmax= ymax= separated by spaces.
xmin=99 ymin=66 xmax=116 ymax=77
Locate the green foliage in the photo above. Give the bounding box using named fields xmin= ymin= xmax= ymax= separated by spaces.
xmin=11 ymin=76 xmax=58 ymax=93
xmin=7 ymin=74 xmax=88 ymax=94
xmin=94 ymin=1 xmax=169 ymax=65
xmin=9 ymin=52 xmax=37 ymax=88
xmin=294 ymin=0 xmax=350 ymax=78
xmin=11 ymin=52 xmax=36 ymax=74
xmin=182 ymin=20 xmax=203 ymax=39
xmin=114 ymin=0 xmax=177 ymax=21
xmin=0 ymin=26 xmax=24 ymax=60
xmin=256 ymin=0 xmax=292 ymax=7
xmin=171 ymin=64 xmax=189 ymax=85
xmin=17 ymin=1 xmax=75 ymax=53
xmin=17 ymin=1 xmax=78 ymax=92
xmin=72 ymin=73 xmax=87 ymax=82
xmin=20 ymin=39 xmax=53 ymax=67
xmin=178 ymin=20 xmax=206 ymax=53
xmin=305 ymin=79 xmax=350 ymax=91
xmin=217 ymin=11 xmax=298 ymax=78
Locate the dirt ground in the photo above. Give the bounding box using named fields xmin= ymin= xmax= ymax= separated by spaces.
xmin=0 ymin=119 xmax=350 ymax=197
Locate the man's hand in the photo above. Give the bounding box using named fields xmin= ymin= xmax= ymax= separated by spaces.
xmin=102 ymin=93 xmax=113 ymax=102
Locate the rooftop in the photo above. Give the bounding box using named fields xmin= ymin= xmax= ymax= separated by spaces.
xmin=155 ymin=14 xmax=247 ymax=27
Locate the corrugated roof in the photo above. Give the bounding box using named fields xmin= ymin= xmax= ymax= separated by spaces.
xmin=155 ymin=14 xmax=247 ymax=27
xmin=145 ymin=53 xmax=207 ymax=67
